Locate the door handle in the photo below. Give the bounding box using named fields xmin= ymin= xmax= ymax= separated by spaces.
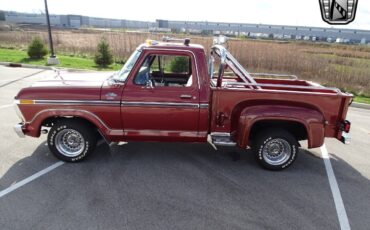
xmin=180 ymin=94 xmax=192 ymax=99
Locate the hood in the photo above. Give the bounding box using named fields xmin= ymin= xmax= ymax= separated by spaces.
xmin=30 ymin=71 xmax=115 ymax=88
xmin=16 ymin=71 xmax=115 ymax=100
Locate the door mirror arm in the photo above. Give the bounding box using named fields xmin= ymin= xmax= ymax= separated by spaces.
xmin=144 ymin=79 xmax=154 ymax=89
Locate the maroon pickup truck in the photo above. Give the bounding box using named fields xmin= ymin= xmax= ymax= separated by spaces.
xmin=14 ymin=38 xmax=352 ymax=170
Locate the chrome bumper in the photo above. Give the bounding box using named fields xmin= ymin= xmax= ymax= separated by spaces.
xmin=14 ymin=123 xmax=25 ymax=138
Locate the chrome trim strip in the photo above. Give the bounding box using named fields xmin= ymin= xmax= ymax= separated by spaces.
xmin=210 ymin=132 xmax=231 ymax=137
xmin=224 ymin=82 xmax=341 ymax=93
xmin=34 ymin=100 xmax=121 ymax=106
xmin=212 ymin=141 xmax=237 ymax=147
xmin=123 ymin=129 xmax=201 ymax=137
xmin=26 ymin=100 xmax=208 ymax=109
xmin=122 ymin=101 xmax=200 ymax=108
xmin=200 ymin=104 xmax=209 ymax=109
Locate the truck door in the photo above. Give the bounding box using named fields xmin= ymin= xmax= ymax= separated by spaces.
xmin=121 ymin=50 xmax=201 ymax=142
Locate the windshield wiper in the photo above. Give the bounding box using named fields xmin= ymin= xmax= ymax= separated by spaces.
xmin=111 ymin=77 xmax=125 ymax=83
xmin=109 ymin=72 xmax=124 ymax=82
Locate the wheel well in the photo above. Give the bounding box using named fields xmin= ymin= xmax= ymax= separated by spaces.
xmin=249 ymin=120 xmax=307 ymax=142
xmin=41 ymin=116 xmax=97 ymax=130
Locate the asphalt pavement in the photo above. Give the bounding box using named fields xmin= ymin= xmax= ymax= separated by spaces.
xmin=0 ymin=65 xmax=369 ymax=230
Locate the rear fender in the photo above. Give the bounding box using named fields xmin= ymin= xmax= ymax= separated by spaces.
xmin=236 ymin=105 xmax=325 ymax=148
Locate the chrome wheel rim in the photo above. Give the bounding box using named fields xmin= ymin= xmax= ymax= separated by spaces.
xmin=262 ymin=138 xmax=291 ymax=166
xmin=55 ymin=129 xmax=85 ymax=157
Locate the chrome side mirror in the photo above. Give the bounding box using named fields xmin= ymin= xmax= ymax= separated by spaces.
xmin=145 ymin=79 xmax=154 ymax=89
xmin=108 ymin=78 xmax=125 ymax=87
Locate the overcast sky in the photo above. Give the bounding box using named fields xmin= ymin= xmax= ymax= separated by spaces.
xmin=1 ymin=0 xmax=369 ymax=30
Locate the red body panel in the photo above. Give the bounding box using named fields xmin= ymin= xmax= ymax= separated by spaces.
xmin=210 ymin=85 xmax=351 ymax=147
xmin=121 ymin=48 xmax=201 ymax=142
xmin=15 ymin=42 xmax=352 ymax=149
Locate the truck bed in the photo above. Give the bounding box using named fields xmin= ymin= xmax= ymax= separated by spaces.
xmin=215 ymin=76 xmax=341 ymax=94
xmin=210 ymin=77 xmax=352 ymax=142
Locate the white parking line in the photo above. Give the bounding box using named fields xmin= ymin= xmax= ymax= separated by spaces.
xmin=359 ymin=128 xmax=370 ymax=134
xmin=0 ymin=70 xmax=46 ymax=88
xmin=321 ymin=144 xmax=351 ymax=230
xmin=0 ymin=161 xmax=64 ymax=198
xmin=0 ymin=104 xmax=13 ymax=109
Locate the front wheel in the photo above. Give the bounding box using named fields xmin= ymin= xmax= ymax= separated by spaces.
xmin=47 ymin=119 xmax=97 ymax=162
xmin=253 ymin=129 xmax=298 ymax=170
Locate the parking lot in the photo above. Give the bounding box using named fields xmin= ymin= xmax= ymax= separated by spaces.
xmin=0 ymin=65 xmax=369 ymax=230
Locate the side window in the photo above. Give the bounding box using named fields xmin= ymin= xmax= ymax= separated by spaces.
xmin=134 ymin=54 xmax=193 ymax=87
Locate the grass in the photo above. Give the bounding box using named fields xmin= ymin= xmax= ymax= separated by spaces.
xmin=1 ymin=31 xmax=370 ymax=104
xmin=354 ymin=96 xmax=370 ymax=104
xmin=0 ymin=48 xmax=122 ymax=71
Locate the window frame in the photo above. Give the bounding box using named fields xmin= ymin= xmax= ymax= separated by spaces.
xmin=131 ymin=49 xmax=198 ymax=90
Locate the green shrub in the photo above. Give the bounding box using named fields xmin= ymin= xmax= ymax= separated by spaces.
xmin=170 ymin=56 xmax=189 ymax=73
xmin=94 ymin=38 xmax=113 ymax=67
xmin=27 ymin=37 xmax=48 ymax=59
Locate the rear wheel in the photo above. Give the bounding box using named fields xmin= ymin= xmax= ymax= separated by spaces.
xmin=253 ymin=128 xmax=298 ymax=170
xmin=47 ymin=119 xmax=97 ymax=162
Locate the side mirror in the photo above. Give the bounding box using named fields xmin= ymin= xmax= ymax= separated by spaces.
xmin=145 ymin=79 xmax=154 ymax=89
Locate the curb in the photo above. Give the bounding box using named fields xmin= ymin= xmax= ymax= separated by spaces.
xmin=0 ymin=62 xmax=96 ymax=72
xmin=0 ymin=62 xmax=53 ymax=70
xmin=351 ymin=102 xmax=370 ymax=110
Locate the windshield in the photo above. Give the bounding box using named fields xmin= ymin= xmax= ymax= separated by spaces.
xmin=114 ymin=49 xmax=142 ymax=81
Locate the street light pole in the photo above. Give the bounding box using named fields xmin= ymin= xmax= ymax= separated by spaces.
xmin=44 ymin=0 xmax=59 ymax=64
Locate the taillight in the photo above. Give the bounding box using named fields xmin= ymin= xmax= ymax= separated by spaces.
xmin=341 ymin=120 xmax=351 ymax=133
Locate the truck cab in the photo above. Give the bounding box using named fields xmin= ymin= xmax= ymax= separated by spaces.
xmin=106 ymin=40 xmax=211 ymax=142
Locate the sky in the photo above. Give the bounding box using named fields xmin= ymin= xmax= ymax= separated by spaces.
xmin=1 ymin=0 xmax=369 ymax=30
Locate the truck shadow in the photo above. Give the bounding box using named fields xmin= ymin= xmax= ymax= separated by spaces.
xmin=0 ymin=141 xmax=369 ymax=229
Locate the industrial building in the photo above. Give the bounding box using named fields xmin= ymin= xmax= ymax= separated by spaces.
xmin=1 ymin=11 xmax=369 ymax=44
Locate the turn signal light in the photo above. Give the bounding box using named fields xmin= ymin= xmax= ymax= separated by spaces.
xmin=145 ymin=39 xmax=159 ymax=46
xmin=19 ymin=99 xmax=35 ymax=105
xmin=341 ymin=120 xmax=351 ymax=133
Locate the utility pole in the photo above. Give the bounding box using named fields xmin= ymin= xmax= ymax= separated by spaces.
xmin=44 ymin=0 xmax=59 ymax=65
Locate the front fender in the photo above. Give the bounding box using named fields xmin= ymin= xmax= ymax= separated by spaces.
xmin=24 ymin=109 xmax=118 ymax=138
xmin=236 ymin=105 xmax=325 ymax=149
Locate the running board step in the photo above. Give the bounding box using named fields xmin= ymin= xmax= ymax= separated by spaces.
xmin=210 ymin=133 xmax=237 ymax=146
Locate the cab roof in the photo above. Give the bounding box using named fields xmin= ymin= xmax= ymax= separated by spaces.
xmin=141 ymin=39 xmax=205 ymax=52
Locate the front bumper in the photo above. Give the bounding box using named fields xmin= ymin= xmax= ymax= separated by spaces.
xmin=14 ymin=123 xmax=25 ymax=138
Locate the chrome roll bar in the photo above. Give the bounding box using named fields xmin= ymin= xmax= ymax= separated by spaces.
xmin=250 ymin=73 xmax=298 ymax=80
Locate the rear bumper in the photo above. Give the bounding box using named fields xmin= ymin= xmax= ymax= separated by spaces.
xmin=339 ymin=120 xmax=351 ymax=144
xmin=14 ymin=123 xmax=25 ymax=138
xmin=340 ymin=132 xmax=351 ymax=145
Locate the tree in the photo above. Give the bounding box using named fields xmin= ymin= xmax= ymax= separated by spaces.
xmin=27 ymin=37 xmax=48 ymax=59
xmin=170 ymin=56 xmax=189 ymax=73
xmin=94 ymin=38 xmax=113 ymax=67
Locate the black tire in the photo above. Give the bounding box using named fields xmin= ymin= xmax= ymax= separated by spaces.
xmin=253 ymin=128 xmax=298 ymax=170
xmin=47 ymin=119 xmax=97 ymax=162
